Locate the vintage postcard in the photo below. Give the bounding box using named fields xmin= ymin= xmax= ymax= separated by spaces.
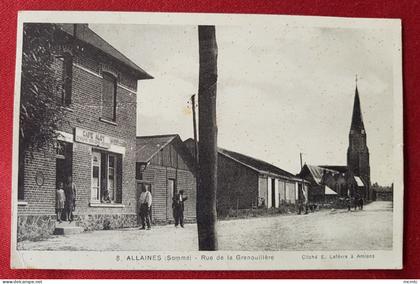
xmin=11 ymin=11 xmax=403 ymax=270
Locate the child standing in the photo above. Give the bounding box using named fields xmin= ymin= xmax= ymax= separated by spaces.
xmin=56 ymin=182 xmax=66 ymax=223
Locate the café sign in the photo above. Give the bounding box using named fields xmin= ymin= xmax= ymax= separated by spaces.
xmin=74 ymin=127 xmax=111 ymax=148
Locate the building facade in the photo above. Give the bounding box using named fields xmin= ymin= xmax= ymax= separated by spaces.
xmin=136 ymin=135 xmax=197 ymax=224
xmin=184 ymin=139 xmax=308 ymax=214
xmin=17 ymin=24 xmax=152 ymax=241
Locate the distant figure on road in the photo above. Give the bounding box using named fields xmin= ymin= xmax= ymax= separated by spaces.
xmin=139 ymin=186 xmax=152 ymax=230
xmin=346 ymin=197 xmax=352 ymax=211
xmin=353 ymin=195 xmax=359 ymax=210
xmin=172 ymin=190 xmax=188 ymax=228
xmin=358 ymin=197 xmax=364 ymax=210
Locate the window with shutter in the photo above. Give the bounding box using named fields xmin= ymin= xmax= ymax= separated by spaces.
xmin=62 ymin=53 xmax=73 ymax=106
xmin=102 ymin=72 xmax=117 ymax=121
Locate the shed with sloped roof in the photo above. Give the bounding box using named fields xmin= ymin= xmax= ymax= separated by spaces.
xmin=184 ymin=139 xmax=309 ymax=214
xmin=136 ymin=135 xmax=196 ymax=224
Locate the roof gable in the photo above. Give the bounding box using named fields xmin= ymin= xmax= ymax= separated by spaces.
xmin=303 ymin=164 xmax=346 ymax=185
xmin=58 ymin=24 xmax=153 ymax=80
xmin=136 ymin=134 xmax=177 ymax=163
xmin=184 ymin=138 xmax=299 ymax=181
xmin=218 ymin=148 xmax=296 ymax=180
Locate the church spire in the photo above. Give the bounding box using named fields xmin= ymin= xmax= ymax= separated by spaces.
xmin=350 ymin=76 xmax=365 ymax=132
xmin=347 ymin=76 xmax=371 ymax=199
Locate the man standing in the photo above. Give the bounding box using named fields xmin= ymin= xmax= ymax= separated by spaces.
xmin=139 ymin=185 xmax=152 ymax=230
xmin=64 ymin=176 xmax=77 ymax=223
xmin=172 ymin=190 xmax=188 ymax=228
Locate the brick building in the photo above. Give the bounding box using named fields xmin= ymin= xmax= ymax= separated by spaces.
xmin=136 ymin=135 xmax=197 ymax=224
xmin=17 ymin=24 xmax=152 ymax=241
xmin=184 ymin=139 xmax=308 ymax=214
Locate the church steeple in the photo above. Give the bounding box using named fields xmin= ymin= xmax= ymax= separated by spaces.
xmin=347 ymin=77 xmax=371 ymax=199
xmin=350 ymin=85 xmax=365 ymax=132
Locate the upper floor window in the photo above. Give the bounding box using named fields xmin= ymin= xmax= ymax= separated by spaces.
xmin=102 ymin=72 xmax=117 ymax=122
xmin=62 ymin=53 xmax=73 ymax=106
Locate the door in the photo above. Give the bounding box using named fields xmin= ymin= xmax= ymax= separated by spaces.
xmin=271 ymin=178 xmax=276 ymax=208
xmin=56 ymin=141 xmax=73 ymax=220
xmin=168 ymin=179 xmax=176 ymax=220
xmin=56 ymin=141 xmax=73 ymax=187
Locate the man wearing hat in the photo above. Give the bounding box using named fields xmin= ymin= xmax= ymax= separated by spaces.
xmin=172 ymin=189 xmax=188 ymax=228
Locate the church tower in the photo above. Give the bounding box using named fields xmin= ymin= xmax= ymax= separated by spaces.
xmin=347 ymin=80 xmax=371 ymax=199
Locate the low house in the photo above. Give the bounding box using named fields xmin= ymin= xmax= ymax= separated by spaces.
xmin=297 ymin=164 xmax=368 ymax=203
xmin=184 ymin=139 xmax=308 ymax=214
xmin=136 ymin=135 xmax=197 ymax=224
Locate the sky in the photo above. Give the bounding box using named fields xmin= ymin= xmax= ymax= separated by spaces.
xmin=90 ymin=23 xmax=397 ymax=185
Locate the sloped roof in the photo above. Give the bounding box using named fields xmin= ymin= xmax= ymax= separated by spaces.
xmin=184 ymin=138 xmax=299 ymax=181
xmin=354 ymin=176 xmax=365 ymax=187
xmin=304 ymin=164 xmax=341 ymax=185
xmin=218 ymin=148 xmax=297 ymax=180
xmin=136 ymin=134 xmax=178 ymax=163
xmin=58 ymin=24 xmax=153 ymax=80
xmin=325 ymin=185 xmax=338 ymax=195
xmin=318 ymin=165 xmax=348 ymax=173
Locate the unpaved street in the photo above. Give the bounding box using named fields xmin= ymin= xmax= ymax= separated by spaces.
xmin=18 ymin=201 xmax=393 ymax=251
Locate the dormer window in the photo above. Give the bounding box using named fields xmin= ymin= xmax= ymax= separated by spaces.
xmin=102 ymin=72 xmax=117 ymax=122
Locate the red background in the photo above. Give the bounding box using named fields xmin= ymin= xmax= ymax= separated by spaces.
xmin=0 ymin=0 xmax=418 ymax=279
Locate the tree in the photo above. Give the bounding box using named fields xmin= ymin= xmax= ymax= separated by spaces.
xmin=20 ymin=23 xmax=66 ymax=152
xmin=196 ymin=25 xmax=218 ymax=250
xmin=18 ymin=24 xmax=68 ymax=198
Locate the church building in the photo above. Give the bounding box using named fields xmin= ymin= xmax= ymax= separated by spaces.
xmin=297 ymin=81 xmax=373 ymax=202
xmin=347 ymin=84 xmax=372 ymax=200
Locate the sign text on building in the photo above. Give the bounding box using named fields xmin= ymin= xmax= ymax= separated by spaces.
xmin=74 ymin=127 xmax=111 ymax=148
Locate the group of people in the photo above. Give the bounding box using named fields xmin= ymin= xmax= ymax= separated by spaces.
xmin=56 ymin=176 xmax=77 ymax=223
xmin=347 ymin=195 xmax=364 ymax=211
xmin=138 ymin=185 xmax=188 ymax=230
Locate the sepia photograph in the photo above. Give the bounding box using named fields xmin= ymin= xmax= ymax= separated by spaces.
xmin=11 ymin=11 xmax=403 ymax=270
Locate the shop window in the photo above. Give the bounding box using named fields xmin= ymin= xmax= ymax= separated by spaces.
xmin=91 ymin=150 xmax=122 ymax=204
xmin=61 ymin=53 xmax=73 ymax=106
xmin=102 ymin=72 xmax=117 ymax=122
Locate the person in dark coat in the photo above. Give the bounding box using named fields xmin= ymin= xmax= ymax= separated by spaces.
xmin=64 ymin=176 xmax=77 ymax=223
xmin=358 ymin=197 xmax=364 ymax=210
xmin=172 ymin=190 xmax=188 ymax=228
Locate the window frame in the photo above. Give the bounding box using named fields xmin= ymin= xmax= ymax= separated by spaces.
xmin=61 ymin=53 xmax=73 ymax=107
xmin=107 ymin=154 xmax=117 ymax=202
xmin=101 ymin=72 xmax=118 ymax=122
xmin=91 ymin=149 xmax=122 ymax=204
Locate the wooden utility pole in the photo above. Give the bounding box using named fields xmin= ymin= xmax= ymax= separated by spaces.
xmin=191 ymin=94 xmax=199 ymax=164
xmin=196 ymin=25 xmax=218 ymax=251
